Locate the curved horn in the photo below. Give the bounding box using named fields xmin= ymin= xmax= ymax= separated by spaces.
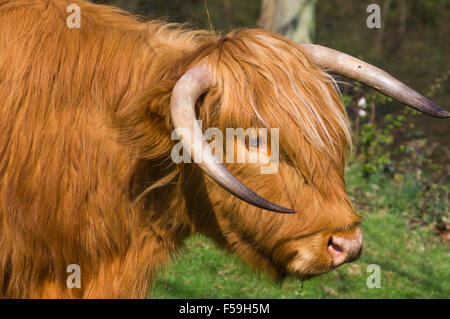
xmin=299 ymin=43 xmax=449 ymax=119
xmin=170 ymin=63 xmax=295 ymax=214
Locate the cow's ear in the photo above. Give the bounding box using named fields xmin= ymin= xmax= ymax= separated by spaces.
xmin=115 ymin=80 xmax=176 ymax=159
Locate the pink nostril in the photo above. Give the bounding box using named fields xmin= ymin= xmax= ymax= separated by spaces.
xmin=327 ymin=233 xmax=363 ymax=266
xmin=327 ymin=237 xmax=347 ymax=266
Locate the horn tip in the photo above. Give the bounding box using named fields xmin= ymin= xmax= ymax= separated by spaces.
xmin=436 ymin=110 xmax=450 ymax=119
xmin=415 ymin=96 xmax=450 ymax=119
xmin=260 ymin=200 xmax=296 ymax=214
xmin=273 ymin=207 xmax=297 ymax=214
xmin=426 ymin=105 xmax=450 ymax=119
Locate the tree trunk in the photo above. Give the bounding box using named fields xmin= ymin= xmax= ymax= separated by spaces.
xmin=258 ymin=0 xmax=318 ymax=43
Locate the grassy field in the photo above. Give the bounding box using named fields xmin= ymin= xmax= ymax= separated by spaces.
xmin=149 ymin=165 xmax=449 ymax=299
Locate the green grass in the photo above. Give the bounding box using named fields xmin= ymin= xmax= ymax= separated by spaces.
xmin=149 ymin=204 xmax=449 ymax=299
xmin=149 ymin=161 xmax=449 ymax=299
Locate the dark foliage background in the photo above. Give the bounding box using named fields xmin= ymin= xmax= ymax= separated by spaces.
xmin=93 ymin=0 xmax=449 ymax=150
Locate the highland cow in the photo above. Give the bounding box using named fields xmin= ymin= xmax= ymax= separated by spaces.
xmin=0 ymin=0 xmax=447 ymax=298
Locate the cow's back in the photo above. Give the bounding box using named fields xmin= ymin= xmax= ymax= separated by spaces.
xmin=0 ymin=0 xmax=152 ymax=298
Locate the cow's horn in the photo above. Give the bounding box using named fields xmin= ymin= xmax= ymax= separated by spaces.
xmin=299 ymin=43 xmax=450 ymax=119
xmin=170 ymin=63 xmax=295 ymax=214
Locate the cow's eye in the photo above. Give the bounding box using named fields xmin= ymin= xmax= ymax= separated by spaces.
xmin=247 ymin=135 xmax=266 ymax=150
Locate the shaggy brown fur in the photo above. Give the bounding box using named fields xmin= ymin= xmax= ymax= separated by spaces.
xmin=0 ymin=0 xmax=361 ymax=298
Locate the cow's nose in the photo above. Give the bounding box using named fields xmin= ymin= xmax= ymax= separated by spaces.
xmin=327 ymin=230 xmax=363 ymax=267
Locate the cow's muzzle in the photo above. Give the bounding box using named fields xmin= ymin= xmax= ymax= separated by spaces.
xmin=327 ymin=227 xmax=363 ymax=267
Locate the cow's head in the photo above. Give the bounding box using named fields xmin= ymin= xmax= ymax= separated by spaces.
xmin=165 ymin=29 xmax=448 ymax=280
